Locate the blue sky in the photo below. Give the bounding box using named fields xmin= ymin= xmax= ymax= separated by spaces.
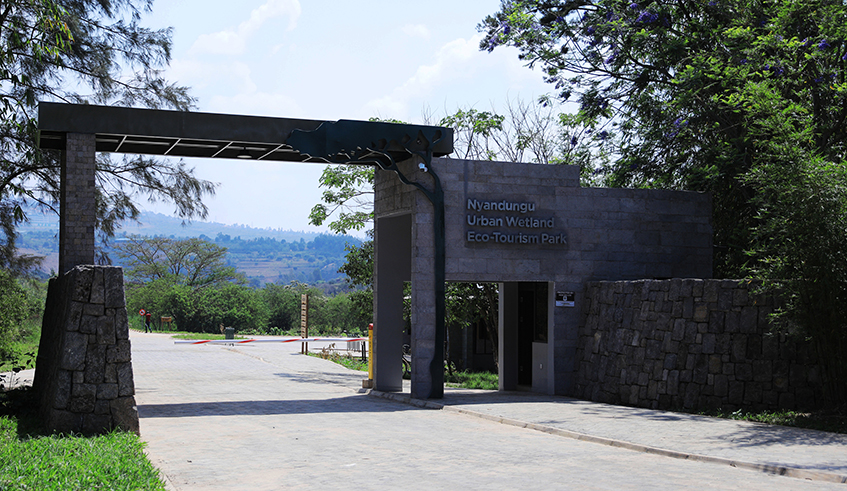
xmin=139 ymin=0 xmax=551 ymax=236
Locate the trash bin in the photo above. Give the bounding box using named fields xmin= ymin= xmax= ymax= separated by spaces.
xmin=224 ymin=327 xmax=235 ymax=340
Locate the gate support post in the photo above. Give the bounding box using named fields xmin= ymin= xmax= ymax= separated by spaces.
xmin=59 ymin=133 xmax=97 ymax=274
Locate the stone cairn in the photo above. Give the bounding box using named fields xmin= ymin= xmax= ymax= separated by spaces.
xmin=33 ymin=265 xmax=139 ymax=434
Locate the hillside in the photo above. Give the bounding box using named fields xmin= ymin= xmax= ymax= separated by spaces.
xmin=17 ymin=211 xmax=363 ymax=288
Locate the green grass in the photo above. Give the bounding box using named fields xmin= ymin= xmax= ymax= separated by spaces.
xmin=445 ymin=370 xmax=499 ymax=390
xmin=168 ymin=332 xmax=242 ymax=340
xmin=698 ymin=406 xmax=847 ymax=434
xmin=0 ymin=388 xmax=167 ymax=490
xmin=0 ymin=318 xmax=40 ymax=373
xmin=310 ymin=351 xmax=499 ymax=390
xmin=308 ymin=350 xmax=368 ymax=372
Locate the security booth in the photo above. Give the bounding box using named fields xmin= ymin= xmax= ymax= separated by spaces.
xmin=373 ymin=157 xmax=712 ymax=398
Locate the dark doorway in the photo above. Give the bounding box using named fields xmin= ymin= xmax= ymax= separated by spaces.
xmin=517 ymin=282 xmax=548 ymax=387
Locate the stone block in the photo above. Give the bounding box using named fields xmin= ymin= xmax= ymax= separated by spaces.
xmin=82 ymin=413 xmax=112 ymax=435
xmin=79 ymin=314 xmax=98 ymax=334
xmin=64 ymin=302 xmax=84 ymax=332
xmin=746 ymin=335 xmax=762 ymax=359
xmin=728 ymin=381 xmax=745 ymax=404
xmin=731 ymin=335 xmax=747 ymax=363
xmin=117 ymin=362 xmax=135 ymax=397
xmin=54 ymin=370 xmax=72 ymax=409
xmin=743 ymin=384 xmax=763 ymax=405
xmin=97 ymin=315 xmax=116 ymax=345
xmin=60 ymin=331 xmax=88 ymax=370
xmin=97 ymin=383 xmax=119 ymax=400
xmin=724 ymin=311 xmax=740 ymax=333
xmin=104 ymin=267 xmax=126 ymax=308
xmin=717 ymin=289 xmax=733 ymax=310
xmin=90 ymin=268 xmax=105 ymax=304
xmin=666 ymin=370 xmax=680 ymax=395
xmin=104 ymin=363 xmax=117 ymax=383
xmin=84 ymin=345 xmax=106 ymax=384
xmin=736 ymin=363 xmax=753 ymax=381
xmin=714 ymin=374 xmax=728 ymax=397
xmin=671 ymin=319 xmax=685 ymax=341
xmin=68 ymin=395 xmax=95 ymax=413
xmin=684 ymin=321 xmax=698 ymax=344
xmin=740 ymin=306 xmax=758 ymax=333
xmin=683 ymin=383 xmax=699 ymax=409
xmin=94 ymin=400 xmax=111 ymax=415
xmin=752 ymin=360 xmax=772 ymax=383
xmin=72 ymin=382 xmax=97 ymax=398
xmin=692 ymin=357 xmax=708 ymax=386
xmin=732 ymin=288 xmax=748 ymax=307
xmin=693 ymin=304 xmax=709 ymax=322
xmin=45 ymin=410 xmax=83 ymax=434
xmin=778 ymin=392 xmax=795 ymax=410
xmin=69 ymin=267 xmax=94 ymax=302
xmin=709 ymin=355 xmax=722 ymax=374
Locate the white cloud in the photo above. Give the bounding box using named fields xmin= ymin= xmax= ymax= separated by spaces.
xmin=189 ymin=0 xmax=301 ymax=56
xmin=402 ymin=24 xmax=430 ymax=39
xmin=363 ymin=34 xmax=482 ymax=118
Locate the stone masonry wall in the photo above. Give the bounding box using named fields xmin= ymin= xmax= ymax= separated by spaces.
xmin=575 ymin=279 xmax=823 ymax=412
xmin=34 ymin=265 xmax=139 ymax=434
xmin=59 ymin=133 xmax=96 ymax=274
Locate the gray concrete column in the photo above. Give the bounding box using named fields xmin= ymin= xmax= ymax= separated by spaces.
xmin=59 ymin=133 xmax=96 ymax=274
xmin=373 ymin=214 xmax=411 ymax=392
xmin=498 ymin=282 xmax=519 ymax=391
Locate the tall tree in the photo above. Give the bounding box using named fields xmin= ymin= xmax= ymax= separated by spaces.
xmin=115 ymin=235 xmax=242 ymax=288
xmin=0 ymin=0 xmax=215 ymax=273
xmin=479 ymin=0 xmax=847 ymax=275
xmin=480 ymin=0 xmax=847 ymax=403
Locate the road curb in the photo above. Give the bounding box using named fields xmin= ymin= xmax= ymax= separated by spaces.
xmin=366 ymin=390 xmax=847 ymax=485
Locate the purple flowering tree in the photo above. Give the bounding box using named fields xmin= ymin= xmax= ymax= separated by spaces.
xmin=481 ymin=0 xmax=847 ymax=405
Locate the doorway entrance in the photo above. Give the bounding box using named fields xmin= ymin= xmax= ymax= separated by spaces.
xmin=499 ymin=281 xmax=552 ymax=393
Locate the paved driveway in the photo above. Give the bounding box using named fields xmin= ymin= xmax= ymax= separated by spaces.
xmin=131 ymin=332 xmax=845 ymax=490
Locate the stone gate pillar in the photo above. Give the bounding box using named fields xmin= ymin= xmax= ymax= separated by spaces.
xmin=59 ymin=133 xmax=96 ymax=274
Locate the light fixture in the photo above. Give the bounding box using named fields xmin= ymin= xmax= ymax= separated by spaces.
xmin=237 ymin=146 xmax=251 ymax=159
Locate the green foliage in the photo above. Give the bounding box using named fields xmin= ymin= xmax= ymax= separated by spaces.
xmin=444 ymin=370 xmax=499 ymax=390
xmin=0 ymin=0 xmax=214 ymax=271
xmin=445 ymin=282 xmax=499 ymax=368
xmin=481 ymin=0 xmax=847 ymax=404
xmin=309 ymin=349 xmax=368 ymax=372
xmin=480 ymin=0 xmax=847 ymax=275
xmin=0 ymin=270 xmax=30 ymax=363
xmin=116 ymin=235 xmax=242 ymax=287
xmin=0 ymin=395 xmax=166 ymax=490
xmin=308 ymin=165 xmax=374 ymax=234
xmin=699 ymin=406 xmax=847 ymax=434
xmin=337 ymin=240 xmax=373 ymax=322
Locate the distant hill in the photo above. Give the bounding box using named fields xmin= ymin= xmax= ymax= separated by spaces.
xmin=17 ymin=210 xmax=364 ymax=288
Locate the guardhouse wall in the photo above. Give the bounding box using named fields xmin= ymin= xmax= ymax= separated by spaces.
xmin=375 ymin=157 xmax=713 ymax=396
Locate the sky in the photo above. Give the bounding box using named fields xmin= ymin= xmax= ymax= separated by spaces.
xmin=138 ymin=0 xmax=552 ymax=237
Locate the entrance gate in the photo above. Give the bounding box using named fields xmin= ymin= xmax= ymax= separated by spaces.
xmin=35 ymin=102 xmax=715 ymax=435
xmin=35 ymin=102 xmax=455 ymax=433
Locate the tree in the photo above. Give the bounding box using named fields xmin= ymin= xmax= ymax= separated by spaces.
xmin=0 ymin=269 xmax=29 ymax=362
xmin=479 ymin=0 xmax=847 ymax=275
xmin=115 ymin=235 xmax=242 ymax=288
xmin=0 ymin=0 xmax=215 ymax=272
xmin=480 ymin=0 xmax=847 ymax=403
xmin=336 ymin=240 xmax=373 ymax=322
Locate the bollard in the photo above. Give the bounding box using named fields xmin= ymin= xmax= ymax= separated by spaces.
xmin=363 ymin=323 xmax=374 ymax=389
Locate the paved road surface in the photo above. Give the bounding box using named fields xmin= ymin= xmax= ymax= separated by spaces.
xmin=130 ymin=332 xmax=847 ymax=490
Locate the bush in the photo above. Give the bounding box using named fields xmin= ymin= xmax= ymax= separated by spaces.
xmin=0 ymin=271 xmax=30 ymax=363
